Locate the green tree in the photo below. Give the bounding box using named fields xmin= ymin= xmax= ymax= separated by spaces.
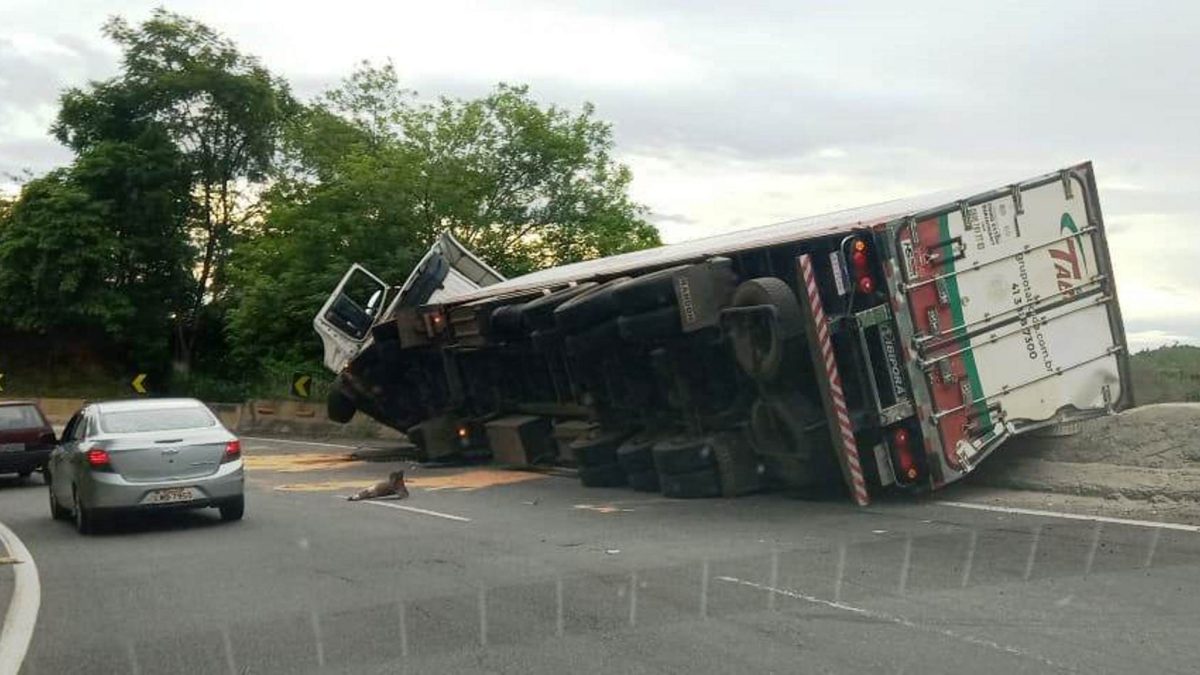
xmin=0 ymin=126 xmax=191 ymax=366
xmin=54 ymin=9 xmax=295 ymax=369
xmin=227 ymin=62 xmax=659 ymax=368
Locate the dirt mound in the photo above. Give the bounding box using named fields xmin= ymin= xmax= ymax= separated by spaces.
xmin=1002 ymin=403 xmax=1200 ymax=469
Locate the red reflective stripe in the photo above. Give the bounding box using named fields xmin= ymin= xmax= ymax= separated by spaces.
xmin=799 ymin=254 xmax=870 ymax=507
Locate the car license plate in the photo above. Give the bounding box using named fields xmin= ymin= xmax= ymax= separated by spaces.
xmin=0 ymin=443 xmax=24 ymax=453
xmin=142 ymin=487 xmax=198 ymax=504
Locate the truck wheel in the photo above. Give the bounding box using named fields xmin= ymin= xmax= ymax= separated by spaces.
xmin=617 ymin=306 xmax=682 ymax=343
xmin=489 ymin=304 xmax=526 ymax=338
xmin=616 ymin=434 xmax=658 ymax=474
xmin=530 ymin=328 xmax=563 ymax=352
xmin=564 ymin=319 xmax=621 ymax=356
xmin=710 ymin=431 xmax=763 ymax=497
xmin=521 ymin=282 xmax=598 ymax=331
xmin=571 ymin=431 xmax=630 ymax=467
xmin=614 ymin=258 xmax=736 ymax=315
xmin=579 ymin=463 xmax=627 ymax=487
xmin=554 ymin=277 xmax=631 ymax=334
xmin=729 ymin=277 xmax=804 ymax=382
xmin=652 ymin=437 xmax=716 ymax=475
xmin=659 ymin=468 xmax=722 ymax=498
xmin=327 ymin=389 xmax=357 ymax=424
xmin=627 ymin=470 xmax=660 ymax=492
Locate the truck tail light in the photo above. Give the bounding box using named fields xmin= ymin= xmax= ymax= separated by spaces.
xmin=222 ymin=439 xmax=242 ymax=463
xmin=890 ymin=427 xmax=920 ymax=483
xmin=850 ymin=238 xmax=877 ymax=296
xmin=86 ymin=448 xmax=113 ymax=471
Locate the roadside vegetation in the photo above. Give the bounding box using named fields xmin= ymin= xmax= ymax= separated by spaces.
xmin=0 ymin=10 xmax=659 ymax=400
xmin=1129 ymin=344 xmax=1200 ymax=405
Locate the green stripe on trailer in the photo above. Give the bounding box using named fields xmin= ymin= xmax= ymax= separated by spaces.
xmin=937 ymin=214 xmax=992 ymax=429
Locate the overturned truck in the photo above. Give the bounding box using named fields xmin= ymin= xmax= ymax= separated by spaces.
xmin=315 ymin=162 xmax=1131 ymax=505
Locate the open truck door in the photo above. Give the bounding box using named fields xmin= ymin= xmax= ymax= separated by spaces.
xmin=887 ymin=163 xmax=1130 ymax=484
xmin=315 ymin=232 xmax=506 ymax=373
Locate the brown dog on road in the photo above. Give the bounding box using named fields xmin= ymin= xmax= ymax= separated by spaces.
xmin=347 ymin=471 xmax=409 ymax=501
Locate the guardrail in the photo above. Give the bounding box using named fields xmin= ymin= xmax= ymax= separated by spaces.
xmin=26 ymin=397 xmax=402 ymax=441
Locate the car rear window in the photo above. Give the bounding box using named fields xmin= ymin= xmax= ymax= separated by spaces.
xmin=0 ymin=405 xmax=45 ymax=430
xmin=99 ymin=407 xmax=217 ymax=434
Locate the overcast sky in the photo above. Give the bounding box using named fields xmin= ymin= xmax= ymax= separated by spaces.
xmin=2 ymin=0 xmax=1198 ymax=350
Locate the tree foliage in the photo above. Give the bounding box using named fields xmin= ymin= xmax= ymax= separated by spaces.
xmin=52 ymin=9 xmax=295 ymax=367
xmin=0 ymin=17 xmax=659 ymax=391
xmin=226 ymin=63 xmax=658 ymax=366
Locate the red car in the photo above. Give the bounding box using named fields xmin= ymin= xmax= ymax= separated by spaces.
xmin=0 ymin=400 xmax=56 ymax=480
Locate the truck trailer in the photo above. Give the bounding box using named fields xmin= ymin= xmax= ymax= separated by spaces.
xmin=314 ymin=162 xmax=1131 ymax=505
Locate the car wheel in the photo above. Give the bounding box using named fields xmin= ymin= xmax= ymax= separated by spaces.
xmin=578 ymin=463 xmax=627 ymax=488
xmin=73 ymin=488 xmax=95 ymax=535
xmin=652 ymin=436 xmax=716 ymax=475
xmin=17 ymin=470 xmax=32 ymax=480
xmin=659 ymin=468 xmax=722 ymax=499
xmin=219 ymin=496 xmax=245 ymax=522
xmin=48 ymin=479 xmax=68 ymax=520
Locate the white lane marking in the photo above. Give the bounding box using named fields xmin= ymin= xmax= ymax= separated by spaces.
xmin=0 ymin=520 xmax=40 ymax=674
xmin=240 ymin=436 xmax=362 ymax=450
xmin=938 ymin=501 xmax=1200 ymax=533
xmin=715 ymin=576 xmax=1065 ymax=669
xmin=360 ymin=500 xmax=472 ymax=523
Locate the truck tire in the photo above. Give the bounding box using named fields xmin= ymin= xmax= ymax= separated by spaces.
xmin=521 ymin=282 xmax=599 ymax=331
xmin=564 ymin=319 xmax=621 ymax=356
xmin=617 ymin=306 xmax=682 ymax=343
xmin=579 ymin=463 xmax=627 ymax=487
xmin=729 ymin=277 xmax=804 ymax=382
xmin=710 ymin=431 xmax=763 ymax=497
xmin=327 ymin=388 xmax=357 ymax=424
xmin=554 ymin=277 xmax=631 ymax=334
xmin=571 ymin=431 xmax=631 ymax=468
xmin=616 ymin=434 xmax=658 ymax=474
xmin=660 ymin=468 xmax=722 ymax=499
xmin=530 ymin=328 xmax=563 ymax=352
xmin=614 ymin=258 xmax=736 ymax=316
xmin=627 ymin=470 xmax=660 ymax=492
xmin=612 ymin=265 xmax=692 ymax=314
xmin=490 ymin=304 xmax=525 ymax=338
xmin=652 ymin=437 xmax=715 ymax=475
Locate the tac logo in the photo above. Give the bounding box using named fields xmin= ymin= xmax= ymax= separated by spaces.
xmin=1048 ymin=213 xmax=1089 ymax=293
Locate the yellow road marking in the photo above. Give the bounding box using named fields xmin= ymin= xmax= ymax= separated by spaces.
xmin=243 ymin=453 xmax=361 ymax=473
xmin=273 ymin=468 xmax=549 ymax=493
xmin=407 ymin=469 xmax=547 ymax=491
xmin=275 ymin=480 xmax=375 ymax=492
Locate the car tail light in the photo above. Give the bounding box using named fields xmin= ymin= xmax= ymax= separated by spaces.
xmin=890 ymin=427 xmax=920 ymax=483
xmin=849 ymin=238 xmax=877 ymax=296
xmin=222 ymin=439 xmax=242 ymax=463
xmin=86 ymin=448 xmax=113 ymax=471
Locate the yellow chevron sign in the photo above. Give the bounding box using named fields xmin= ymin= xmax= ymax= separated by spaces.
xmin=131 ymin=373 xmax=148 ymax=395
xmin=292 ymin=373 xmax=312 ymax=399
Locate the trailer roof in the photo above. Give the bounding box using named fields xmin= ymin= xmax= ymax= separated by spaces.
xmin=441 ymin=164 xmax=1085 ymax=305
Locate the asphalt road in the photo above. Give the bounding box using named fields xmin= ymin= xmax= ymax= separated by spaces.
xmin=1 ymin=436 xmax=1199 ymax=674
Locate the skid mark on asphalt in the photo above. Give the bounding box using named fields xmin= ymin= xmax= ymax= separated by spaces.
xmin=243 ymin=453 xmax=361 ymax=472
xmin=273 ymin=469 xmax=549 ymax=493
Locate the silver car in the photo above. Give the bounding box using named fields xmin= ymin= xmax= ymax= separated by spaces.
xmin=47 ymin=398 xmax=245 ymax=534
